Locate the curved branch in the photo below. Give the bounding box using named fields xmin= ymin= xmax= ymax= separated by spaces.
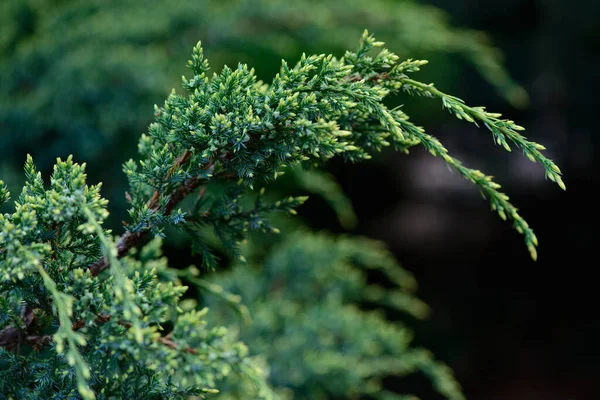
xmin=89 ymin=152 xmax=213 ymax=277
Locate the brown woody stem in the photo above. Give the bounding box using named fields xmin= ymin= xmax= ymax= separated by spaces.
xmin=90 ymin=151 xmax=211 ymax=276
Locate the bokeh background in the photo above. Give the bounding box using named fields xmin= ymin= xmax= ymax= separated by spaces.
xmin=1 ymin=1 xmax=597 ymax=399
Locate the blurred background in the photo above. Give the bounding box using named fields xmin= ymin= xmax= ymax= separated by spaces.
xmin=0 ymin=0 xmax=597 ymax=399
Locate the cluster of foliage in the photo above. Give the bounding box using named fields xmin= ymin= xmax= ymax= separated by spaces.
xmin=0 ymin=157 xmax=272 ymax=399
xmin=0 ymin=0 xmax=527 ymax=217
xmin=0 ymin=31 xmax=562 ymax=399
xmin=203 ymin=230 xmax=463 ymax=400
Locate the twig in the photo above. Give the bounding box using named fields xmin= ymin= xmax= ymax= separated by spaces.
xmin=1 ymin=315 xmax=189 ymax=354
xmin=89 ymin=152 xmax=213 ymax=276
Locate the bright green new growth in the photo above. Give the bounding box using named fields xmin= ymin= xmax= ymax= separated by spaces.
xmin=125 ymin=30 xmax=561 ymax=262
xmin=0 ymin=158 xmax=270 ymax=399
xmin=0 ymin=0 xmax=529 ymax=177
xmin=1 ymin=31 xmax=562 ymax=399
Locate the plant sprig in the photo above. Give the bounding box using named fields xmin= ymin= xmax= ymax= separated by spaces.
xmin=35 ymin=265 xmax=94 ymax=400
xmin=348 ymin=30 xmax=564 ymax=259
xmin=116 ymin=31 xmax=558 ymax=264
xmin=392 ymin=109 xmax=540 ymax=259
xmin=397 ymin=76 xmax=564 ymax=190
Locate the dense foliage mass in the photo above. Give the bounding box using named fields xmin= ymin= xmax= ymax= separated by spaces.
xmin=0 ymin=31 xmax=562 ymax=399
xmin=205 ymin=231 xmax=464 ymax=400
xmin=0 ymin=157 xmax=272 ymax=399
xmin=0 ymin=0 xmax=528 ymax=217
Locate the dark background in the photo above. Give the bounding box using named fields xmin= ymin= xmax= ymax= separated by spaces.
xmin=324 ymin=1 xmax=598 ymax=399
xmin=1 ymin=0 xmax=598 ymax=399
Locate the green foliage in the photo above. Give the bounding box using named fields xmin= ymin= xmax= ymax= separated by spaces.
xmin=0 ymin=0 xmax=527 ymax=218
xmin=0 ymin=30 xmax=561 ymax=400
xmin=0 ymin=181 xmax=9 ymax=209
xmin=204 ymin=231 xmax=462 ymax=400
xmin=124 ymin=31 xmax=561 ymax=262
xmin=1 ymin=155 xmax=107 ymax=282
xmin=0 ymin=158 xmax=270 ymax=399
xmin=289 ymin=167 xmax=358 ymax=229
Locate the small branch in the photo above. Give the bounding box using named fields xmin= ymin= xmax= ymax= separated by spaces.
xmin=0 ymin=329 xmax=53 ymax=352
xmin=1 ymin=314 xmax=190 ymax=353
xmin=158 ymin=336 xmax=197 ymax=354
xmin=88 ymin=229 xmax=146 ymax=276
xmin=346 ymin=71 xmax=387 ymax=83
xmin=27 ymin=335 xmax=53 ymax=350
xmin=0 ymin=326 xmax=24 ymax=351
xmin=89 ymin=153 xmax=213 ymax=277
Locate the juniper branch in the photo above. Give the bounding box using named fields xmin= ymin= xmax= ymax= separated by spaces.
xmin=35 ymin=264 xmax=95 ymax=400
xmin=391 ymin=109 xmax=540 ymax=259
xmin=0 ymin=30 xmax=564 ymax=399
xmin=397 ymin=76 xmax=565 ymax=190
xmin=9 ymin=312 xmax=199 ymax=357
xmin=89 ymin=155 xmax=214 ymax=277
xmin=92 ymin=30 xmax=560 ymax=272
